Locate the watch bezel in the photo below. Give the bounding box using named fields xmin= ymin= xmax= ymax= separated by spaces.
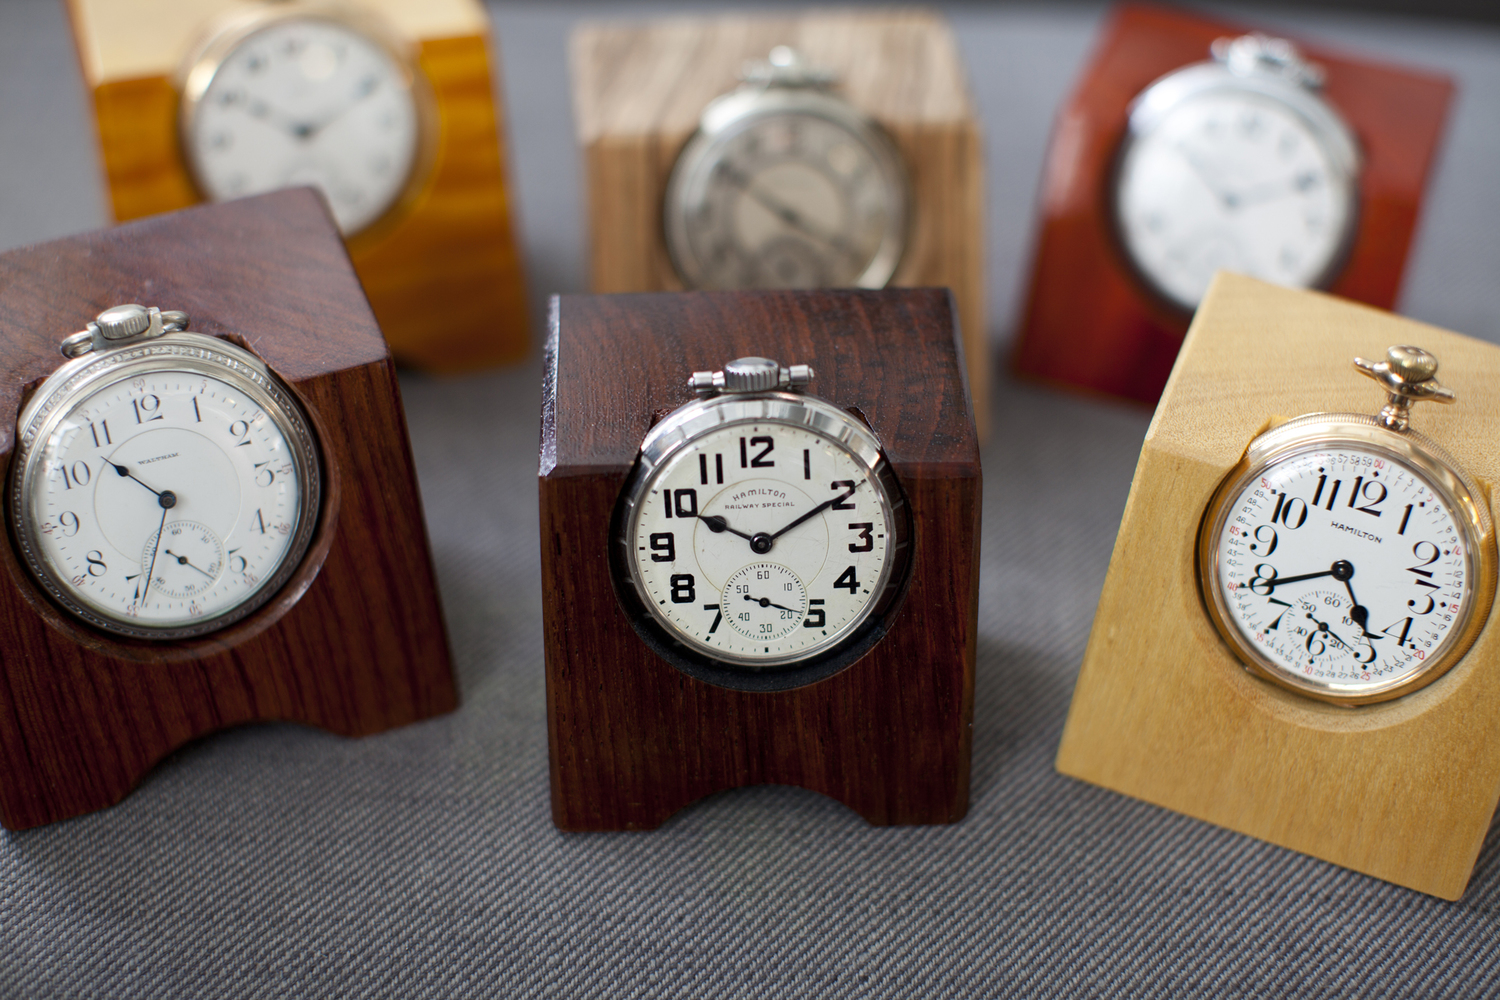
xmin=612 ymin=390 xmax=912 ymax=692
xmin=1110 ymin=59 xmax=1363 ymax=314
xmin=177 ymin=1 xmax=437 ymax=238
xmin=1196 ymin=413 xmax=1496 ymax=705
xmin=663 ymin=85 xmax=910 ymax=292
xmin=8 ymin=333 xmax=324 ymax=641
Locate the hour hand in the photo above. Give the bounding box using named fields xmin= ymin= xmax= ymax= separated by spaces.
xmin=696 ymin=513 xmax=754 ymax=542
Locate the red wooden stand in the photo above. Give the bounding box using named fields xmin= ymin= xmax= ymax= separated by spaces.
xmin=539 ymin=288 xmax=980 ymax=831
xmin=0 ymin=190 xmax=456 ymax=830
xmin=1011 ymin=3 xmax=1453 ymax=405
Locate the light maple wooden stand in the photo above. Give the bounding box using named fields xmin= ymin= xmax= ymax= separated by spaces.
xmin=1057 ymin=273 xmax=1500 ymax=900
xmin=63 ymin=0 xmax=527 ymax=372
xmin=569 ymin=10 xmax=989 ymax=431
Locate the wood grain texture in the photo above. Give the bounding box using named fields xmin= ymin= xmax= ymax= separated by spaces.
xmin=1056 ymin=273 xmax=1500 ymax=900
xmin=65 ymin=1 xmax=527 ymax=372
xmin=569 ymin=10 xmax=989 ymax=436
xmin=1010 ymin=3 xmax=1453 ymax=405
xmin=0 ymin=190 xmax=456 ymax=830
xmin=540 ymin=288 xmax=979 ymax=830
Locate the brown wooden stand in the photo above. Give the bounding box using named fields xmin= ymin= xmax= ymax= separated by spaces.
xmin=0 ymin=190 xmax=456 ymax=831
xmin=1011 ymin=3 xmax=1453 ymax=406
xmin=540 ymin=289 xmax=979 ymax=830
xmin=1057 ymin=273 xmax=1500 ymax=900
xmin=63 ymin=0 xmax=528 ymax=372
xmin=569 ymin=10 xmax=989 ymax=435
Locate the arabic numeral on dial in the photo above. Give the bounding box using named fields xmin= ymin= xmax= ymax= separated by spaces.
xmin=848 ymin=522 xmax=874 ymax=552
xmin=804 ymin=599 xmax=825 ymax=628
xmin=132 ymin=394 xmax=163 ymax=423
xmin=85 ymin=551 xmax=106 ymax=576
xmin=1382 ymin=616 xmax=1415 ymax=647
xmin=254 ymin=509 xmax=267 ymax=534
xmin=1399 ymin=504 xmax=1413 ymax=534
xmin=1248 ymin=524 xmax=1277 ymax=556
xmin=664 ymin=488 xmax=697 ymax=519
xmin=58 ymin=511 xmax=80 ymax=536
xmin=228 ymin=419 xmax=252 ymax=446
xmin=1247 ymin=564 xmax=1278 ymax=596
xmin=670 ymin=574 xmax=695 ymax=603
xmin=254 ymin=460 xmax=277 ymax=486
xmin=89 ymin=420 xmax=112 ymax=447
xmin=741 ymin=435 xmax=773 ymax=468
xmin=229 ymin=548 xmax=246 ymax=573
xmin=803 ymin=449 xmax=811 ymax=480
xmin=56 ymin=460 xmax=91 ymax=489
xmin=834 ymin=566 xmax=859 ymax=594
xmin=698 ymin=454 xmax=725 ymax=485
xmin=830 ymin=480 xmax=857 ymax=510
xmin=1350 ymin=477 xmax=1386 ymax=516
xmin=703 ymin=603 xmax=722 ymax=634
xmin=649 ymin=532 xmax=675 ymax=562
xmin=193 ymin=396 xmax=203 ymax=422
xmin=1269 ymin=490 xmax=1306 ymax=528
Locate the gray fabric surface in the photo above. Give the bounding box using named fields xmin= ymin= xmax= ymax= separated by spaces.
xmin=3 ymin=1 xmax=1500 ymax=995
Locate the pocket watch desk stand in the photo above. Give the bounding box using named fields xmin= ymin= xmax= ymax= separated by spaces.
xmin=63 ymin=0 xmax=526 ymax=372
xmin=539 ymin=288 xmax=980 ymax=830
xmin=1011 ymin=3 xmax=1452 ymax=406
xmin=1057 ymin=272 xmax=1500 ymax=900
xmin=0 ymin=189 xmax=456 ymax=830
xmin=569 ymin=10 xmax=989 ymax=435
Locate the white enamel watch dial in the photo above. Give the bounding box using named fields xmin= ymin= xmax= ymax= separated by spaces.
xmin=615 ymin=358 xmax=910 ymax=686
xmin=664 ymin=47 xmax=908 ymax=291
xmin=1114 ymin=33 xmax=1359 ymax=312
xmin=1199 ymin=347 xmax=1495 ymax=705
xmin=181 ymin=6 xmax=424 ymax=235
xmin=9 ymin=305 xmax=321 ymax=640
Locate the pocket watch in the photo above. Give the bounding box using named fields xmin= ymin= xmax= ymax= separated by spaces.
xmin=1197 ymin=346 xmax=1496 ymax=705
xmin=663 ymin=46 xmax=909 ymax=291
xmin=1113 ymin=33 xmax=1361 ymax=313
xmin=612 ymin=357 xmax=911 ymax=690
xmin=8 ymin=304 xmax=322 ymax=640
xmin=179 ymin=2 xmax=430 ymax=236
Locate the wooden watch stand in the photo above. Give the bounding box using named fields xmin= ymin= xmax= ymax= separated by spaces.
xmin=569 ymin=10 xmax=990 ymax=435
xmin=539 ymin=289 xmax=980 ymax=830
xmin=1057 ymin=274 xmax=1500 ymax=900
xmin=1011 ymin=3 xmax=1453 ymax=406
xmin=62 ymin=0 xmax=527 ymax=372
xmin=0 ymin=190 xmax=456 ymax=830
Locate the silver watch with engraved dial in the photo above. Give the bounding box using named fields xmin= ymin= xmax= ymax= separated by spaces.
xmin=612 ymin=357 xmax=911 ymax=690
xmin=8 ymin=304 xmax=322 ymax=640
xmin=1113 ymin=33 xmax=1361 ymax=313
xmin=1198 ymin=346 xmax=1495 ymax=705
xmin=663 ymin=47 xmax=909 ymax=292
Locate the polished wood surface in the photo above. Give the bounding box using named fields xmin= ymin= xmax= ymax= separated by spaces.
xmin=1011 ymin=3 xmax=1454 ymax=405
xmin=64 ymin=0 xmax=527 ymax=372
xmin=0 ymin=190 xmax=456 ymax=830
xmin=540 ymin=288 xmax=980 ymax=830
xmin=570 ymin=11 xmax=989 ymax=435
xmin=1056 ymin=273 xmax=1500 ymax=900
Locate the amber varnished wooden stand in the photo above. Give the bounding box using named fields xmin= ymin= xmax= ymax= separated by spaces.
xmin=0 ymin=190 xmax=456 ymax=830
xmin=1011 ymin=3 xmax=1453 ymax=405
xmin=540 ymin=289 xmax=980 ymax=830
xmin=569 ymin=10 xmax=989 ymax=434
xmin=1056 ymin=274 xmax=1500 ymax=900
xmin=63 ymin=0 xmax=527 ymax=372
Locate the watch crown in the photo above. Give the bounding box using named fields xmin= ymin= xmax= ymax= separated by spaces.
xmin=689 ymin=358 xmax=817 ymax=396
xmin=723 ymin=357 xmax=781 ymax=392
xmin=94 ymin=304 xmax=152 ymax=340
xmin=1354 ymin=345 xmax=1455 ymax=432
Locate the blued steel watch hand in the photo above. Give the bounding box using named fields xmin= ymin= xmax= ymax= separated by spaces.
xmin=104 ymin=458 xmax=166 ymax=498
xmin=768 ymin=483 xmax=862 ymax=544
xmin=696 ymin=513 xmax=756 ymax=543
xmin=139 ymin=488 xmax=177 ymax=603
xmin=1305 ymin=611 xmax=1353 ymax=652
xmin=1331 ymin=560 xmax=1381 ymax=639
xmin=744 ymin=593 xmax=799 ymax=614
xmin=721 ymin=165 xmax=863 ymax=262
xmin=164 ymin=549 xmax=214 ymax=579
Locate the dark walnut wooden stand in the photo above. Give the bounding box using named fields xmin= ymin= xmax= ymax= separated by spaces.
xmin=1011 ymin=3 xmax=1453 ymax=405
xmin=540 ymin=289 xmax=980 ymax=831
xmin=0 ymin=190 xmax=456 ymax=830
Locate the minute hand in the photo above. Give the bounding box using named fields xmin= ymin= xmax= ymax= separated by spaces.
xmin=769 ymin=488 xmax=859 ymax=541
xmin=1252 ymin=568 xmax=1336 ymax=592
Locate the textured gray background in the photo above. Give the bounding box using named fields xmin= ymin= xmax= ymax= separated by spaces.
xmin=3 ymin=1 xmax=1500 ymax=996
